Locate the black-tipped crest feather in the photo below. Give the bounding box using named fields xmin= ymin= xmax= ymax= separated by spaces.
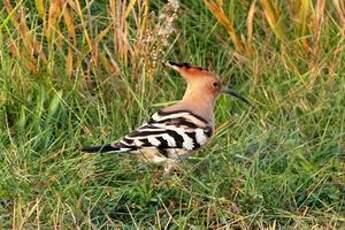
xmin=168 ymin=61 xmax=192 ymax=68
xmin=167 ymin=61 xmax=208 ymax=71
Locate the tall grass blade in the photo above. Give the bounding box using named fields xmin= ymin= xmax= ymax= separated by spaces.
xmin=247 ymin=0 xmax=257 ymax=55
xmin=46 ymin=91 xmax=62 ymax=125
xmin=62 ymin=3 xmax=76 ymax=76
xmin=260 ymin=0 xmax=286 ymax=41
xmin=35 ymin=0 xmax=46 ymax=19
xmin=46 ymin=0 xmax=61 ymax=44
xmin=333 ymin=0 xmax=345 ymax=37
xmin=297 ymin=0 xmax=311 ymax=50
xmin=125 ymin=0 xmax=137 ymax=19
xmin=312 ymin=0 xmax=325 ymax=53
xmin=204 ymin=0 xmax=245 ymax=54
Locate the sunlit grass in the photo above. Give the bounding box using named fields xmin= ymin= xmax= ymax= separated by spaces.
xmin=0 ymin=0 xmax=345 ymax=228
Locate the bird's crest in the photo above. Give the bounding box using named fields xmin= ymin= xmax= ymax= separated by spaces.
xmin=166 ymin=61 xmax=209 ymax=74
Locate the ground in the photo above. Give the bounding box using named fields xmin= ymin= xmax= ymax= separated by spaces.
xmin=0 ymin=0 xmax=344 ymax=228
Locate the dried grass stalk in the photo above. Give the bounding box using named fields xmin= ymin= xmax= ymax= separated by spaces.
xmin=260 ymin=0 xmax=286 ymax=41
xmin=204 ymin=0 xmax=245 ymax=54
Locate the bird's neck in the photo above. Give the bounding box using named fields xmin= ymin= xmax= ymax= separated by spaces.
xmin=179 ymin=90 xmax=216 ymax=123
xmin=162 ymin=86 xmax=216 ymax=124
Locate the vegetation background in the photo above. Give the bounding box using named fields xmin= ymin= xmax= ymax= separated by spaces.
xmin=0 ymin=0 xmax=344 ymax=228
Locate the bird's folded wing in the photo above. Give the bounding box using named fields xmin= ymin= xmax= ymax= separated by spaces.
xmin=114 ymin=110 xmax=213 ymax=152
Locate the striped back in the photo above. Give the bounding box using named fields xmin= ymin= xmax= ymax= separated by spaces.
xmin=111 ymin=109 xmax=214 ymax=154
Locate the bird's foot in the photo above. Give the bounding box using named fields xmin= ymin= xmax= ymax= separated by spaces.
xmin=164 ymin=161 xmax=182 ymax=176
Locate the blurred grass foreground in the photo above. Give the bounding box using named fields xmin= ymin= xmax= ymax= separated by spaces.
xmin=0 ymin=0 xmax=345 ymax=228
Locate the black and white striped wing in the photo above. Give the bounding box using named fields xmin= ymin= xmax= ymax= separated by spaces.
xmin=116 ymin=110 xmax=213 ymax=155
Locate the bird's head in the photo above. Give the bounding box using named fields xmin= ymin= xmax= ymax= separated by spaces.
xmin=166 ymin=61 xmax=252 ymax=105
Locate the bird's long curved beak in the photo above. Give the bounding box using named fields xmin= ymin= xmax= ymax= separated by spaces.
xmin=223 ymin=87 xmax=253 ymax=106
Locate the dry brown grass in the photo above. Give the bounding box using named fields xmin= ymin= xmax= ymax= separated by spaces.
xmin=1 ymin=2 xmax=345 ymax=228
xmin=2 ymin=0 xmax=179 ymax=83
xmin=203 ymin=0 xmax=345 ymax=92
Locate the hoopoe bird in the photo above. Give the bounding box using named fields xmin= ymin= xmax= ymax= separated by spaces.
xmin=82 ymin=62 xmax=251 ymax=173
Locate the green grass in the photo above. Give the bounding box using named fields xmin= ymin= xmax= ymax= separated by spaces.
xmin=1 ymin=0 xmax=345 ymax=228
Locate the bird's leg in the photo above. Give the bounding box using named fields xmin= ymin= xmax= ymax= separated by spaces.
xmin=164 ymin=160 xmax=180 ymax=175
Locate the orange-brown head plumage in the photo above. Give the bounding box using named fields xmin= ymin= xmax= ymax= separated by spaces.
xmin=164 ymin=62 xmax=224 ymax=121
xmin=166 ymin=62 xmax=223 ymax=100
xmin=165 ymin=61 xmax=252 ymax=121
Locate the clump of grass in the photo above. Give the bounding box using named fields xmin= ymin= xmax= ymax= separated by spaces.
xmin=1 ymin=0 xmax=345 ymax=229
xmin=2 ymin=0 xmax=179 ymax=84
xmin=204 ymin=0 xmax=345 ymax=95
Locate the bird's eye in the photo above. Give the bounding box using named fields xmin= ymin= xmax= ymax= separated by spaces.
xmin=213 ymin=82 xmax=219 ymax=87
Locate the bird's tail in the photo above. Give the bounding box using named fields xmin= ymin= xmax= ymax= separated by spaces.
xmin=81 ymin=144 xmax=121 ymax=153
